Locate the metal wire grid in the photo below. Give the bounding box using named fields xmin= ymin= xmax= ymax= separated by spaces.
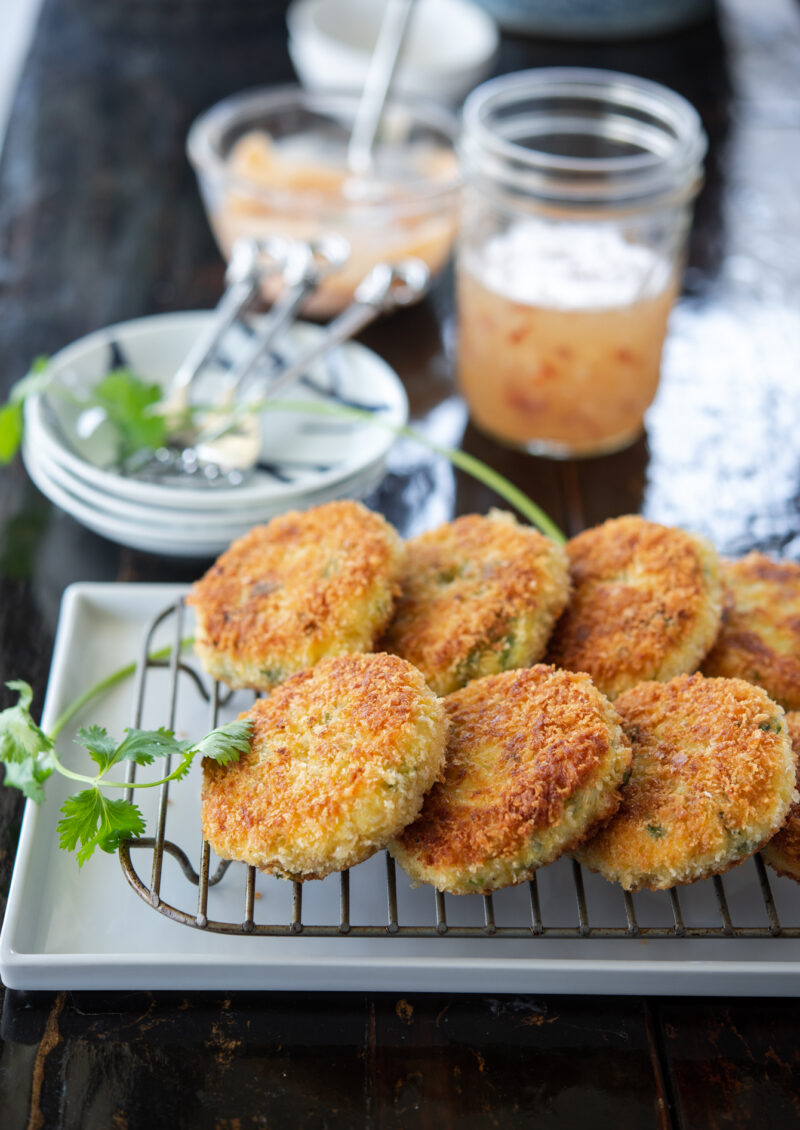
xmin=118 ymin=598 xmax=799 ymax=940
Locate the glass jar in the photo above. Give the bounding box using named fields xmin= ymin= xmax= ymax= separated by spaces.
xmin=456 ymin=68 xmax=707 ymax=457
xmin=188 ymin=86 xmax=460 ymax=319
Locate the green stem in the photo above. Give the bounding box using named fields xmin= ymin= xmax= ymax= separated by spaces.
xmin=49 ymin=754 xmax=97 ymax=786
xmin=90 ymin=756 xmax=194 ymax=792
xmin=198 ymin=398 xmax=567 ymax=544
xmin=49 ymin=636 xmax=195 ymax=740
xmin=47 ymin=751 xmax=194 ymax=792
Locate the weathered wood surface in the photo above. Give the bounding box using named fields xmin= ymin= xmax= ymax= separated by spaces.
xmin=1 ymin=0 xmax=800 ymax=1126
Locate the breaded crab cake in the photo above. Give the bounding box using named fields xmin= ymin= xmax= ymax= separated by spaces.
xmin=381 ymin=510 xmax=570 ymax=697
xmin=576 ymin=674 xmax=797 ymax=891
xmin=702 ymin=552 xmax=800 ymax=711
xmin=546 ymin=515 xmax=723 ymax=699
xmin=202 ymin=653 xmax=448 ymax=880
xmin=187 ymin=500 xmax=403 ymax=690
xmin=390 ymin=665 xmax=632 ymax=895
xmin=762 ymin=711 xmax=800 ymax=882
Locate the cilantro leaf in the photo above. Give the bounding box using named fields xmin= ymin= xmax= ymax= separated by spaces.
xmin=166 ymin=754 xmax=194 ymax=783
xmin=6 ymin=679 xmax=33 ymax=711
xmin=77 ymin=723 xmax=118 ymax=772
xmin=77 ymin=724 xmax=189 ymax=773
xmin=0 ymin=400 xmax=23 ymax=465
xmin=115 ymin=726 xmax=191 ymax=765
xmin=58 ymin=789 xmax=145 ymax=867
xmin=91 ymin=369 xmax=167 ymax=462
xmin=0 ymin=681 xmax=54 ymax=765
xmin=193 ymin=719 xmax=252 ymax=766
xmin=3 ymin=755 xmax=53 ymax=803
xmin=0 ymin=357 xmax=51 ymax=465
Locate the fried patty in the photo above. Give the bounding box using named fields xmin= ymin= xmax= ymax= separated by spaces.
xmin=761 ymin=711 xmax=800 ymax=882
xmin=546 ymin=515 xmax=724 ymax=699
xmin=202 ymin=652 xmax=448 ymax=879
xmin=702 ymin=552 xmax=800 ymax=711
xmin=576 ymin=674 xmax=797 ymax=891
xmin=187 ymin=500 xmax=404 ymax=690
xmin=381 ymin=510 xmax=570 ymax=697
xmin=390 ymin=665 xmax=632 ymax=895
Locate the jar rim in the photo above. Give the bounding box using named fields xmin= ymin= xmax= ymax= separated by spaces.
xmin=187 ymin=84 xmax=462 ymax=213
xmin=460 ymin=67 xmax=707 ymax=206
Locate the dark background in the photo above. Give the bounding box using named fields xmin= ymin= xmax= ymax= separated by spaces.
xmin=1 ymin=0 xmax=800 ymax=1126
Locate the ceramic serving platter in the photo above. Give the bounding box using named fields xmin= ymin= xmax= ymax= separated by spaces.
xmin=2 ymin=583 xmax=800 ymax=993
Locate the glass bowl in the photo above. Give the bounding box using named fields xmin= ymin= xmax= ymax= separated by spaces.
xmin=187 ymin=85 xmax=461 ymax=318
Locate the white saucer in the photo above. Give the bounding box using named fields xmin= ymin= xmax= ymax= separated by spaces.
xmin=23 ymin=311 xmax=407 ymax=554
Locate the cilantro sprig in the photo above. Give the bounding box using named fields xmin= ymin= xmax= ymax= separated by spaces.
xmin=0 ymin=357 xmax=167 ymax=468
xmin=0 ymin=357 xmax=51 ymax=465
xmin=90 ymin=368 xmax=168 ymax=461
xmin=0 ymin=671 xmax=252 ymax=867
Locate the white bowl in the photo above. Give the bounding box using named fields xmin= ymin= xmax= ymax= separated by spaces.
xmin=287 ymin=0 xmax=498 ymax=104
xmin=23 ymin=310 xmax=408 ymax=555
xmin=26 ymin=436 xmax=388 ymax=534
xmin=24 ymin=439 xmax=389 ymax=557
xmin=27 ymin=312 xmax=407 ymax=509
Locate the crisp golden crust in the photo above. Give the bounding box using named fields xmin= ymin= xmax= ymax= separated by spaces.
xmin=702 ymin=553 xmax=800 ymax=711
xmin=390 ymin=665 xmax=632 ymax=894
xmin=187 ymin=501 xmax=404 ymax=690
xmin=576 ymin=675 xmax=797 ymax=891
xmin=381 ymin=510 xmax=570 ymax=697
xmin=546 ymin=515 xmax=724 ymax=700
xmin=762 ymin=711 xmax=800 ymax=881
xmin=201 ymin=653 xmax=447 ymax=879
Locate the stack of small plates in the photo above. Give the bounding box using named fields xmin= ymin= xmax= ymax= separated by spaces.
xmin=22 ymin=312 xmax=408 ymax=557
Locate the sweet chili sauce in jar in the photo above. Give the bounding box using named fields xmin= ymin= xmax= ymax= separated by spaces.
xmin=456 ymin=69 xmax=706 ymax=457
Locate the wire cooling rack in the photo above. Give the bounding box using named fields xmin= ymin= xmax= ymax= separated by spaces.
xmin=118 ymin=597 xmax=800 ymax=941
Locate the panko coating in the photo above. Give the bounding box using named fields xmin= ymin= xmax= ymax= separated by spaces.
xmin=576 ymin=674 xmax=797 ymax=891
xmin=702 ymin=552 xmax=800 ymax=710
xmin=381 ymin=510 xmax=570 ymax=697
xmin=187 ymin=500 xmax=404 ymax=690
xmin=390 ymin=665 xmax=632 ymax=895
xmin=202 ymin=653 xmax=448 ymax=880
xmin=547 ymin=515 xmax=724 ymax=699
xmin=762 ymin=711 xmax=800 ymax=882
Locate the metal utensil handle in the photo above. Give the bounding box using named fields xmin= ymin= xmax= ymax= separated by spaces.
xmin=260 ymin=259 xmax=429 ymax=402
xmin=169 ymin=238 xmax=268 ymax=395
xmin=347 ymin=0 xmax=418 ymax=176
xmin=225 ymin=235 xmax=351 ymax=396
xmin=191 ymin=259 xmax=428 ymax=448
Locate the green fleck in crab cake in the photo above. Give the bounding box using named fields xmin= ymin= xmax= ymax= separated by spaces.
xmin=202 ymin=653 xmax=448 ymax=880
xmin=390 ymin=665 xmax=632 ymax=895
xmin=187 ymin=500 xmax=404 ymax=690
xmin=702 ymin=552 xmax=800 ymax=711
xmin=576 ymin=674 xmax=797 ymax=891
xmin=546 ymin=515 xmax=724 ymax=699
xmin=762 ymin=711 xmax=800 ymax=882
xmin=381 ymin=510 xmax=570 ymax=697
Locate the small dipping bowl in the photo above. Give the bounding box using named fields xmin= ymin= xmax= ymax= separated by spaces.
xmin=188 ymin=86 xmax=460 ymax=319
xmin=456 ymin=68 xmax=707 ymax=458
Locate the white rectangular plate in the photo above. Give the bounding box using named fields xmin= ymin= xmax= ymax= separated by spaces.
xmin=2 ymin=582 xmax=800 ymax=994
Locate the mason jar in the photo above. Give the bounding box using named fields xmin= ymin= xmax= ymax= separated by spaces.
xmin=457 ymin=68 xmax=707 ymax=457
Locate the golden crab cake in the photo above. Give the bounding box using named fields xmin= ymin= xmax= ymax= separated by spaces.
xmin=762 ymin=711 xmax=800 ymax=882
xmin=576 ymin=674 xmax=797 ymax=891
xmin=187 ymin=500 xmax=403 ymax=690
xmin=202 ymin=653 xmax=448 ymax=880
xmin=381 ymin=510 xmax=570 ymax=697
xmin=390 ymin=665 xmax=632 ymax=895
xmin=546 ymin=515 xmax=723 ymax=700
xmin=702 ymin=553 xmax=800 ymax=711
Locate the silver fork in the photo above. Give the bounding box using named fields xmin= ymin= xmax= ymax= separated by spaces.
xmin=136 ymin=258 xmax=429 ymax=485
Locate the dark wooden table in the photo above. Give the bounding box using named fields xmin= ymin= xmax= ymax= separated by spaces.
xmin=2 ymin=0 xmax=800 ymax=1126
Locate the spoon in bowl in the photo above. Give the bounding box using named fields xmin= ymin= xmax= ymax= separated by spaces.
xmin=344 ymin=0 xmax=418 ymax=198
